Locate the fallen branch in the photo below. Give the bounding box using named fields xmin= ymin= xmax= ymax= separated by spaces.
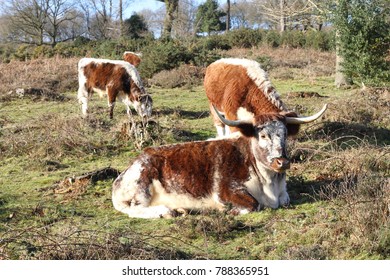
xmin=66 ymin=167 xmax=120 ymax=184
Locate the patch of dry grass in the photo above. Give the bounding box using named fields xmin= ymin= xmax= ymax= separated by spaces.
xmin=222 ymin=46 xmax=335 ymax=80
xmin=0 ymin=56 xmax=79 ymax=96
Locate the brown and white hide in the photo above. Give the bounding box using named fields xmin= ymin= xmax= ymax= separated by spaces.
xmin=77 ymin=58 xmax=152 ymax=119
xmin=204 ymin=58 xmax=297 ymax=137
xmin=123 ymin=51 xmax=142 ymax=67
xmin=112 ymin=114 xmax=294 ymax=219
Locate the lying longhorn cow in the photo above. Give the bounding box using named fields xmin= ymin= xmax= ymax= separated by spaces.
xmin=112 ymin=105 xmax=327 ymax=218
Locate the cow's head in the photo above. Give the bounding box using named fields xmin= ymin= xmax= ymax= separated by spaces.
xmin=212 ymin=104 xmax=327 ymax=173
xmin=131 ymin=85 xmax=153 ymax=118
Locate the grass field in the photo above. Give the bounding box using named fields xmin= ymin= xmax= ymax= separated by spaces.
xmin=0 ymin=50 xmax=389 ymax=260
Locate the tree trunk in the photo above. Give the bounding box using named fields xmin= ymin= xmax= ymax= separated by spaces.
xmin=119 ymin=0 xmax=124 ymax=37
xmin=226 ymin=0 xmax=230 ymax=31
xmin=334 ymin=30 xmax=351 ymax=87
xmin=279 ymin=0 xmax=286 ymax=32
xmin=162 ymin=0 xmax=179 ymax=40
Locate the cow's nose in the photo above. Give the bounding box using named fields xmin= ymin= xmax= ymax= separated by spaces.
xmin=272 ymin=157 xmax=290 ymax=172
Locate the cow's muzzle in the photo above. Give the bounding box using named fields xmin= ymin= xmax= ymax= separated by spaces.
xmin=271 ymin=157 xmax=290 ymax=172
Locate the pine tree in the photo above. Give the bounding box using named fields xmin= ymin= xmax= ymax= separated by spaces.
xmin=124 ymin=13 xmax=148 ymax=39
xmin=195 ymin=0 xmax=226 ymax=35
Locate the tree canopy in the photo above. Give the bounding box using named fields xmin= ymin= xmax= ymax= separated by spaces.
xmin=195 ymin=0 xmax=226 ymax=35
xmin=333 ymin=0 xmax=390 ymax=85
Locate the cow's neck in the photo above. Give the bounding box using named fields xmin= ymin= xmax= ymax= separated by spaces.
xmin=249 ymin=139 xmax=286 ymax=209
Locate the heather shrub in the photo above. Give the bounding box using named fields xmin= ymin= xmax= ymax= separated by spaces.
xmin=149 ymin=64 xmax=204 ymax=88
xmin=138 ymin=40 xmax=191 ymax=78
xmin=226 ymin=28 xmax=263 ymax=48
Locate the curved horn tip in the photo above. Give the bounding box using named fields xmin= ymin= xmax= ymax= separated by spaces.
xmin=286 ymin=103 xmax=328 ymax=124
xmin=211 ymin=104 xmax=251 ymax=127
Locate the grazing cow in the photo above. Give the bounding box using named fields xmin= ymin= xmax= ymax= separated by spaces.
xmin=205 ymin=58 xmax=315 ymax=137
xmin=112 ymin=105 xmax=327 ymax=219
xmin=77 ymin=58 xmax=152 ymax=119
xmin=123 ymin=51 xmax=142 ymax=67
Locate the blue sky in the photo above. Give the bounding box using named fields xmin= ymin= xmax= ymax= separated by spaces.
xmin=124 ymin=0 xmax=225 ymax=16
xmin=125 ymin=0 xmax=165 ymax=14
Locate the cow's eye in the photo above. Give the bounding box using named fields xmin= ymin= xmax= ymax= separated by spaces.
xmin=260 ymin=134 xmax=267 ymax=139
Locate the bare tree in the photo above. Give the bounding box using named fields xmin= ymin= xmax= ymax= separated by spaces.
xmin=45 ymin=0 xmax=79 ymax=46
xmin=226 ymin=0 xmax=231 ymax=31
xmin=255 ymin=0 xmax=316 ymax=31
xmin=218 ymin=0 xmax=261 ymax=29
xmin=3 ymin=0 xmax=50 ymax=45
xmin=2 ymin=0 xmax=84 ymax=45
xmin=158 ymin=0 xmax=179 ymax=39
xmin=138 ymin=7 xmax=165 ymax=38
xmin=172 ymin=0 xmax=198 ymax=38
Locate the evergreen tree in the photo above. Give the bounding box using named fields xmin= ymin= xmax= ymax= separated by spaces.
xmin=124 ymin=13 xmax=148 ymax=39
xmin=195 ymin=0 xmax=226 ymax=35
xmin=333 ymin=0 xmax=390 ymax=86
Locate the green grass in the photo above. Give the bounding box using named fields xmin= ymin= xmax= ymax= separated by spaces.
xmin=0 ymin=78 xmax=389 ymax=260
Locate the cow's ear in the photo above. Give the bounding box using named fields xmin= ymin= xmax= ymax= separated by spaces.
xmin=282 ymin=111 xmax=300 ymax=136
xmin=237 ymin=123 xmax=256 ymax=138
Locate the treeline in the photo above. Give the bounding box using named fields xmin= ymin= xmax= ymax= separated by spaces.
xmin=0 ymin=28 xmax=334 ymax=78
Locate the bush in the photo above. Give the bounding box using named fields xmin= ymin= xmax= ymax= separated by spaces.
xmin=12 ymin=45 xmax=34 ymax=61
xmin=0 ymin=44 xmax=15 ymax=63
xmin=138 ymin=40 xmax=191 ymax=78
xmin=264 ymin=30 xmax=281 ymax=48
xmin=226 ymin=28 xmax=263 ymax=48
xmin=333 ymin=0 xmax=390 ymax=86
xmin=32 ymin=45 xmax=55 ymax=59
xmin=149 ymin=64 xmax=204 ymax=88
xmin=305 ymin=30 xmax=334 ymax=51
xmin=280 ymin=31 xmax=306 ymax=48
xmin=191 ymin=35 xmax=231 ymax=53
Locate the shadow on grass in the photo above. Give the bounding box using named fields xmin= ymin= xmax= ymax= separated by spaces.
xmin=155 ymin=107 xmax=210 ymax=120
xmin=172 ymin=129 xmax=213 ymax=142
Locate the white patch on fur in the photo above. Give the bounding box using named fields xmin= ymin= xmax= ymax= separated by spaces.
xmin=214 ymin=58 xmax=287 ymax=111
xmin=239 ymin=209 xmax=250 ymax=215
xmin=237 ymin=107 xmax=255 ymax=121
xmin=112 ymin=161 xmax=144 ymax=213
xmin=92 ymin=87 xmax=107 ymax=98
xmin=244 ymin=167 xmax=263 ymax=210
xmin=124 ymin=51 xmax=142 ymax=57
xmin=77 ymin=66 xmax=89 ymax=115
xmin=215 ymin=125 xmax=225 ymax=138
xmin=250 ymin=138 xmax=286 ymax=209
xmin=278 ymin=180 xmax=290 ymax=206
xmin=149 ymin=180 xmax=225 ymax=211
xmin=122 ymin=205 xmax=172 ymax=219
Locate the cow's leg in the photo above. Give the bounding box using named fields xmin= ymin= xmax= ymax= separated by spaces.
xmin=219 ymin=185 xmax=260 ymax=214
xmin=77 ymin=83 xmax=89 ymax=116
xmin=278 ymin=175 xmax=290 ymax=207
xmin=209 ymin=103 xmax=225 ymax=137
xmin=107 ymin=88 xmax=116 ymax=119
xmin=112 ymin=161 xmax=174 ymax=219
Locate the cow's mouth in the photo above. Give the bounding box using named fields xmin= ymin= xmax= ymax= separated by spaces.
xmin=270 ymin=158 xmax=290 ymax=173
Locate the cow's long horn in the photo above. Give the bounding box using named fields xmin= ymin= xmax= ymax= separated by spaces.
xmin=212 ymin=105 xmax=251 ymax=127
xmin=286 ymin=104 xmax=328 ymax=124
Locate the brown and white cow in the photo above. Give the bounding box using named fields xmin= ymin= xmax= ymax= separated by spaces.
xmin=204 ymin=58 xmax=326 ymax=137
xmin=112 ymin=105 xmax=327 ymax=219
xmin=123 ymin=51 xmax=142 ymax=67
xmin=77 ymin=58 xmax=152 ymax=119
